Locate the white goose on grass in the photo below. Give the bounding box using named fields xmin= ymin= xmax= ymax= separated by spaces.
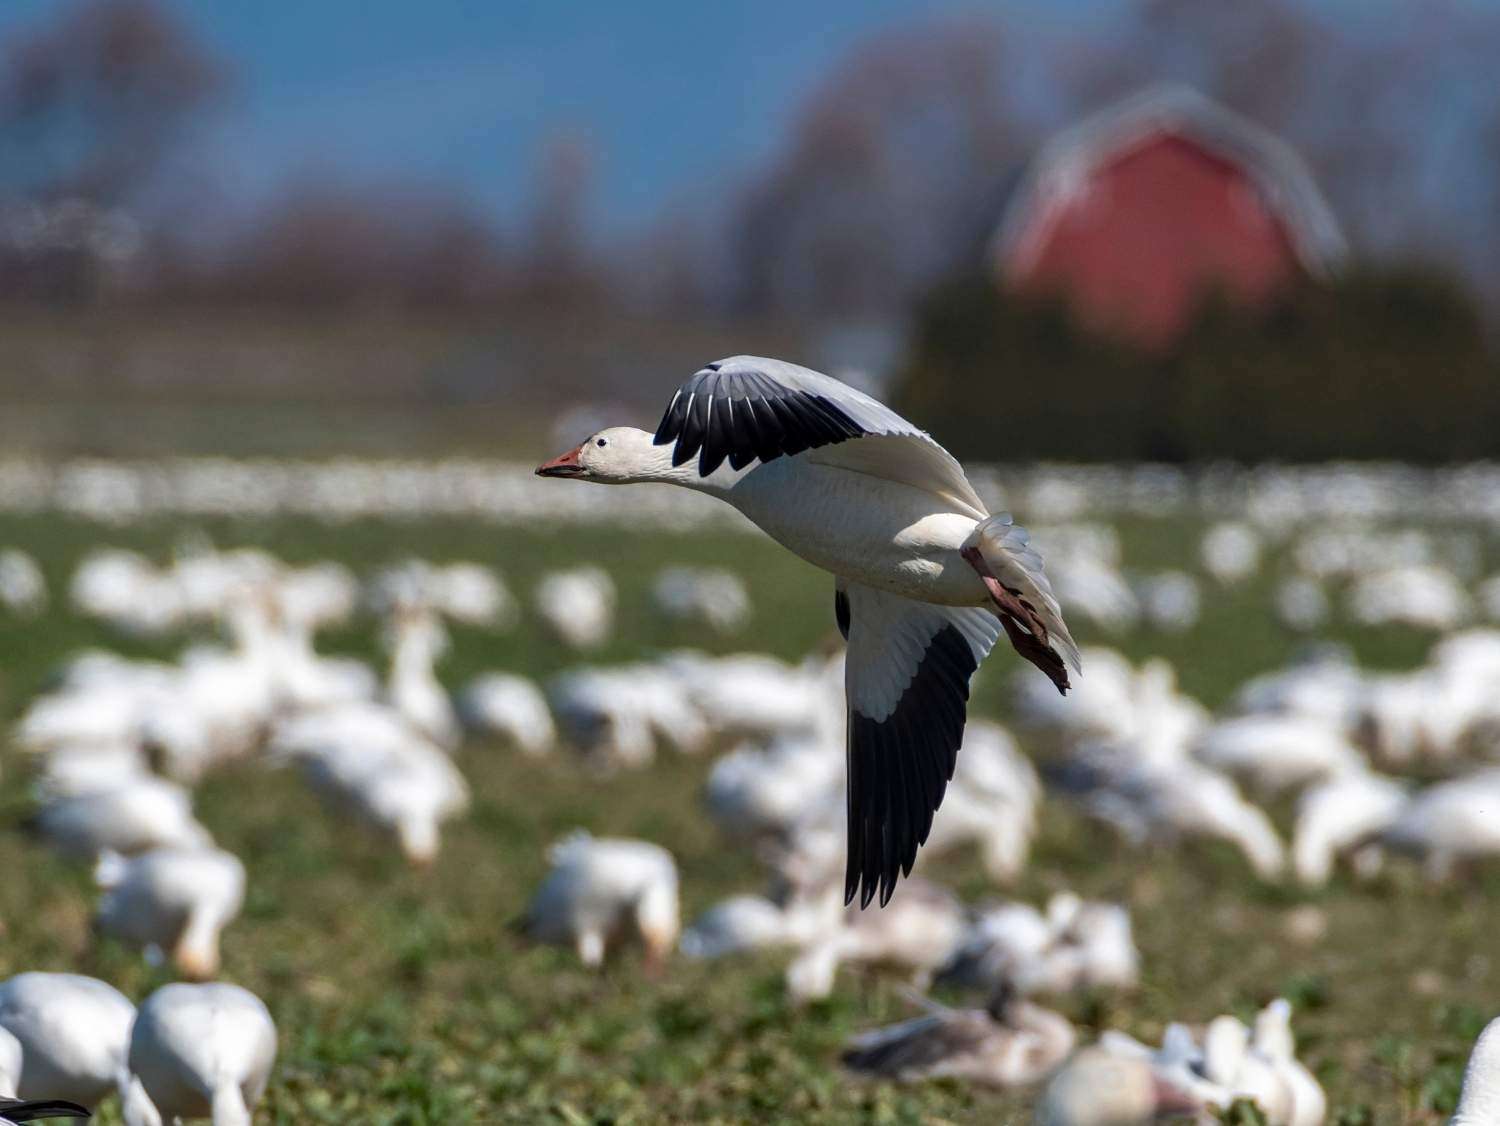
xmin=1037 ymin=1046 xmax=1202 ymax=1125
xmin=842 ymin=986 xmax=1075 ymax=1087
xmin=1453 ymin=1016 xmax=1500 ymax=1125
xmin=95 ymin=846 xmax=246 ymax=981
xmin=34 ymin=777 xmax=212 ymax=863
xmin=0 ymin=973 xmax=135 ymax=1109
xmin=525 ymin=832 xmax=680 ymax=971
xmin=784 ymin=878 xmax=968 ymax=1002
xmin=458 ymin=672 xmax=556 ymax=755
xmin=119 ymin=983 xmax=276 ymax=1126
xmin=537 ymin=355 xmax=1078 ymax=906
xmin=1292 ymin=769 xmax=1408 ymax=886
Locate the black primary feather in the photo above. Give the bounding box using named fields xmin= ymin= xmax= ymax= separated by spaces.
xmin=653 ymin=364 xmax=869 ymax=476
xmin=845 ymin=624 xmax=978 ymax=909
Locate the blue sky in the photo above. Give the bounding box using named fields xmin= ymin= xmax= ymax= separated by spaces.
xmin=0 ymin=0 xmax=1136 ymax=231
xmin=0 ymin=0 xmax=1452 ymax=234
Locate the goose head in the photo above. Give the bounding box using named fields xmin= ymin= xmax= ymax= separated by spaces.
xmin=536 ymin=428 xmax=676 ymax=484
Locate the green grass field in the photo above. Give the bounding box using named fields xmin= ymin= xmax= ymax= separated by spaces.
xmin=0 ymin=511 xmax=1492 ymax=1124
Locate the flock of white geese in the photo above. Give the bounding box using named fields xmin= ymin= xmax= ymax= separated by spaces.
xmin=3 ymin=523 xmax=1500 ymax=1120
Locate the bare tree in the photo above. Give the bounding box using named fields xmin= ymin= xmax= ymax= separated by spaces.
xmin=0 ymin=0 xmax=224 ymax=206
xmin=731 ymin=19 xmax=1025 ymax=319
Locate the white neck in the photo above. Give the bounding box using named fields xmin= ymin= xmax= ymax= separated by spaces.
xmin=620 ymin=444 xmax=732 ymax=492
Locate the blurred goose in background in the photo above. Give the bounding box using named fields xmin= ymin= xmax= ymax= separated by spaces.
xmin=918 ymin=721 xmax=1040 ymax=882
xmin=120 ymin=983 xmax=276 ymax=1126
xmin=1293 ymin=770 xmax=1408 ymax=886
xmin=1053 ymin=742 xmax=1286 ymax=880
xmin=1037 ymin=1046 xmax=1202 ymax=1125
xmin=704 ymin=735 xmax=843 ymax=848
xmin=287 ymin=734 xmax=469 ymax=866
xmin=1232 ymin=648 xmax=1364 ymax=726
xmin=661 ymin=650 xmax=842 ymax=742
xmin=680 ymin=892 xmax=839 ymax=960
xmin=32 ymin=744 xmax=150 ymax=800
xmin=0 ymin=973 xmax=134 ymax=1108
xmin=938 ymin=893 xmax=1139 ymax=998
xmin=368 ymin=559 xmax=516 ymax=629
xmin=69 ymin=548 xmax=184 ymax=636
xmin=0 ymin=549 xmax=46 ymax=617
xmin=1135 ymin=570 xmax=1201 ymax=634
xmin=1202 ymin=1013 xmax=1294 ymax=1123
xmin=1452 ymin=1016 xmax=1500 ymax=1125
xmin=458 ymin=672 xmax=556 ymax=755
xmin=95 ymin=846 xmax=246 ymax=980
xmin=785 ymin=879 xmax=967 ymax=1001
xmin=534 ymin=566 xmax=616 ymax=650
xmin=651 ymin=566 xmax=751 ymax=634
xmin=1275 ymin=576 xmax=1332 ymax=633
xmin=1200 ymin=521 xmax=1262 ymax=585
xmin=1193 ymin=714 xmax=1366 ymax=794
xmin=383 ymin=607 xmax=459 ymax=749
xmin=525 ymin=832 xmax=680 ymax=970
xmin=1253 ymin=1000 xmax=1326 ymax=1126
xmin=537 ymin=355 xmax=1078 ymax=907
xmin=35 ymin=778 xmax=212 ymax=863
xmin=843 ymin=986 xmax=1074 ymax=1087
xmin=548 ymin=664 xmax=708 ymax=768
xmin=0 ymin=1026 xmax=19 ymax=1097
xmin=1381 ymin=768 xmax=1500 ymax=881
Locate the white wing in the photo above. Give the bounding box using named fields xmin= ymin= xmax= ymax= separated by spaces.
xmin=841 ymin=581 xmax=1001 ymax=908
xmin=653 ymin=355 xmax=988 ymax=519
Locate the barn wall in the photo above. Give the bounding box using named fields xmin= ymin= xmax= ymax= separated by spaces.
xmin=1006 ymin=132 xmax=1304 ymax=347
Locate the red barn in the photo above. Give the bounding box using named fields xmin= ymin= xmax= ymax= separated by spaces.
xmin=993 ymin=86 xmax=1345 ymax=348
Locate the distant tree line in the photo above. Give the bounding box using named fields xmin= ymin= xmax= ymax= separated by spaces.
xmin=891 ymin=269 xmax=1500 ymax=464
xmin=6 ymin=0 xmax=1500 ymax=323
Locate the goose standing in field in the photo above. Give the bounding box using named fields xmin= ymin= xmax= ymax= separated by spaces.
xmin=784 ymin=878 xmax=968 ymax=1001
xmin=534 ymin=567 xmax=616 ymax=651
xmin=1452 ymin=1016 xmax=1500 ymax=1125
xmin=537 ymin=356 xmax=1078 ymax=906
xmin=458 ymin=672 xmax=556 ymax=755
xmin=383 ymin=607 xmax=460 ymax=750
xmin=1381 ymin=767 xmax=1500 ymax=881
xmin=119 ymin=983 xmax=276 ymax=1126
xmin=1292 ymin=769 xmax=1407 ymax=886
xmin=525 ymin=832 xmax=680 ymax=970
xmin=34 ymin=778 xmax=212 ymax=863
xmin=94 ymin=847 xmax=246 ymax=980
xmin=0 ymin=973 xmax=135 ymax=1108
xmin=0 ymin=549 xmax=46 ymax=617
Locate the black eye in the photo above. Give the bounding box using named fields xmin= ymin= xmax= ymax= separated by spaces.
xmin=596 ymin=438 xmax=606 ymax=447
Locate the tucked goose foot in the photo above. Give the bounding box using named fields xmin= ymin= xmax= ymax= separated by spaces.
xmin=960 ymin=545 xmax=1070 ymax=696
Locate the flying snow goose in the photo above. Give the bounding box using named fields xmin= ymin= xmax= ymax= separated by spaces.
xmin=537 ymin=355 xmax=1079 ymax=906
xmin=0 ymin=973 xmax=135 ymax=1108
xmin=120 ymin=982 xmax=276 ymax=1126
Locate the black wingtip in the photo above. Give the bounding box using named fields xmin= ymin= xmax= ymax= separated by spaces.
xmin=0 ymin=1098 xmax=93 ymax=1121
